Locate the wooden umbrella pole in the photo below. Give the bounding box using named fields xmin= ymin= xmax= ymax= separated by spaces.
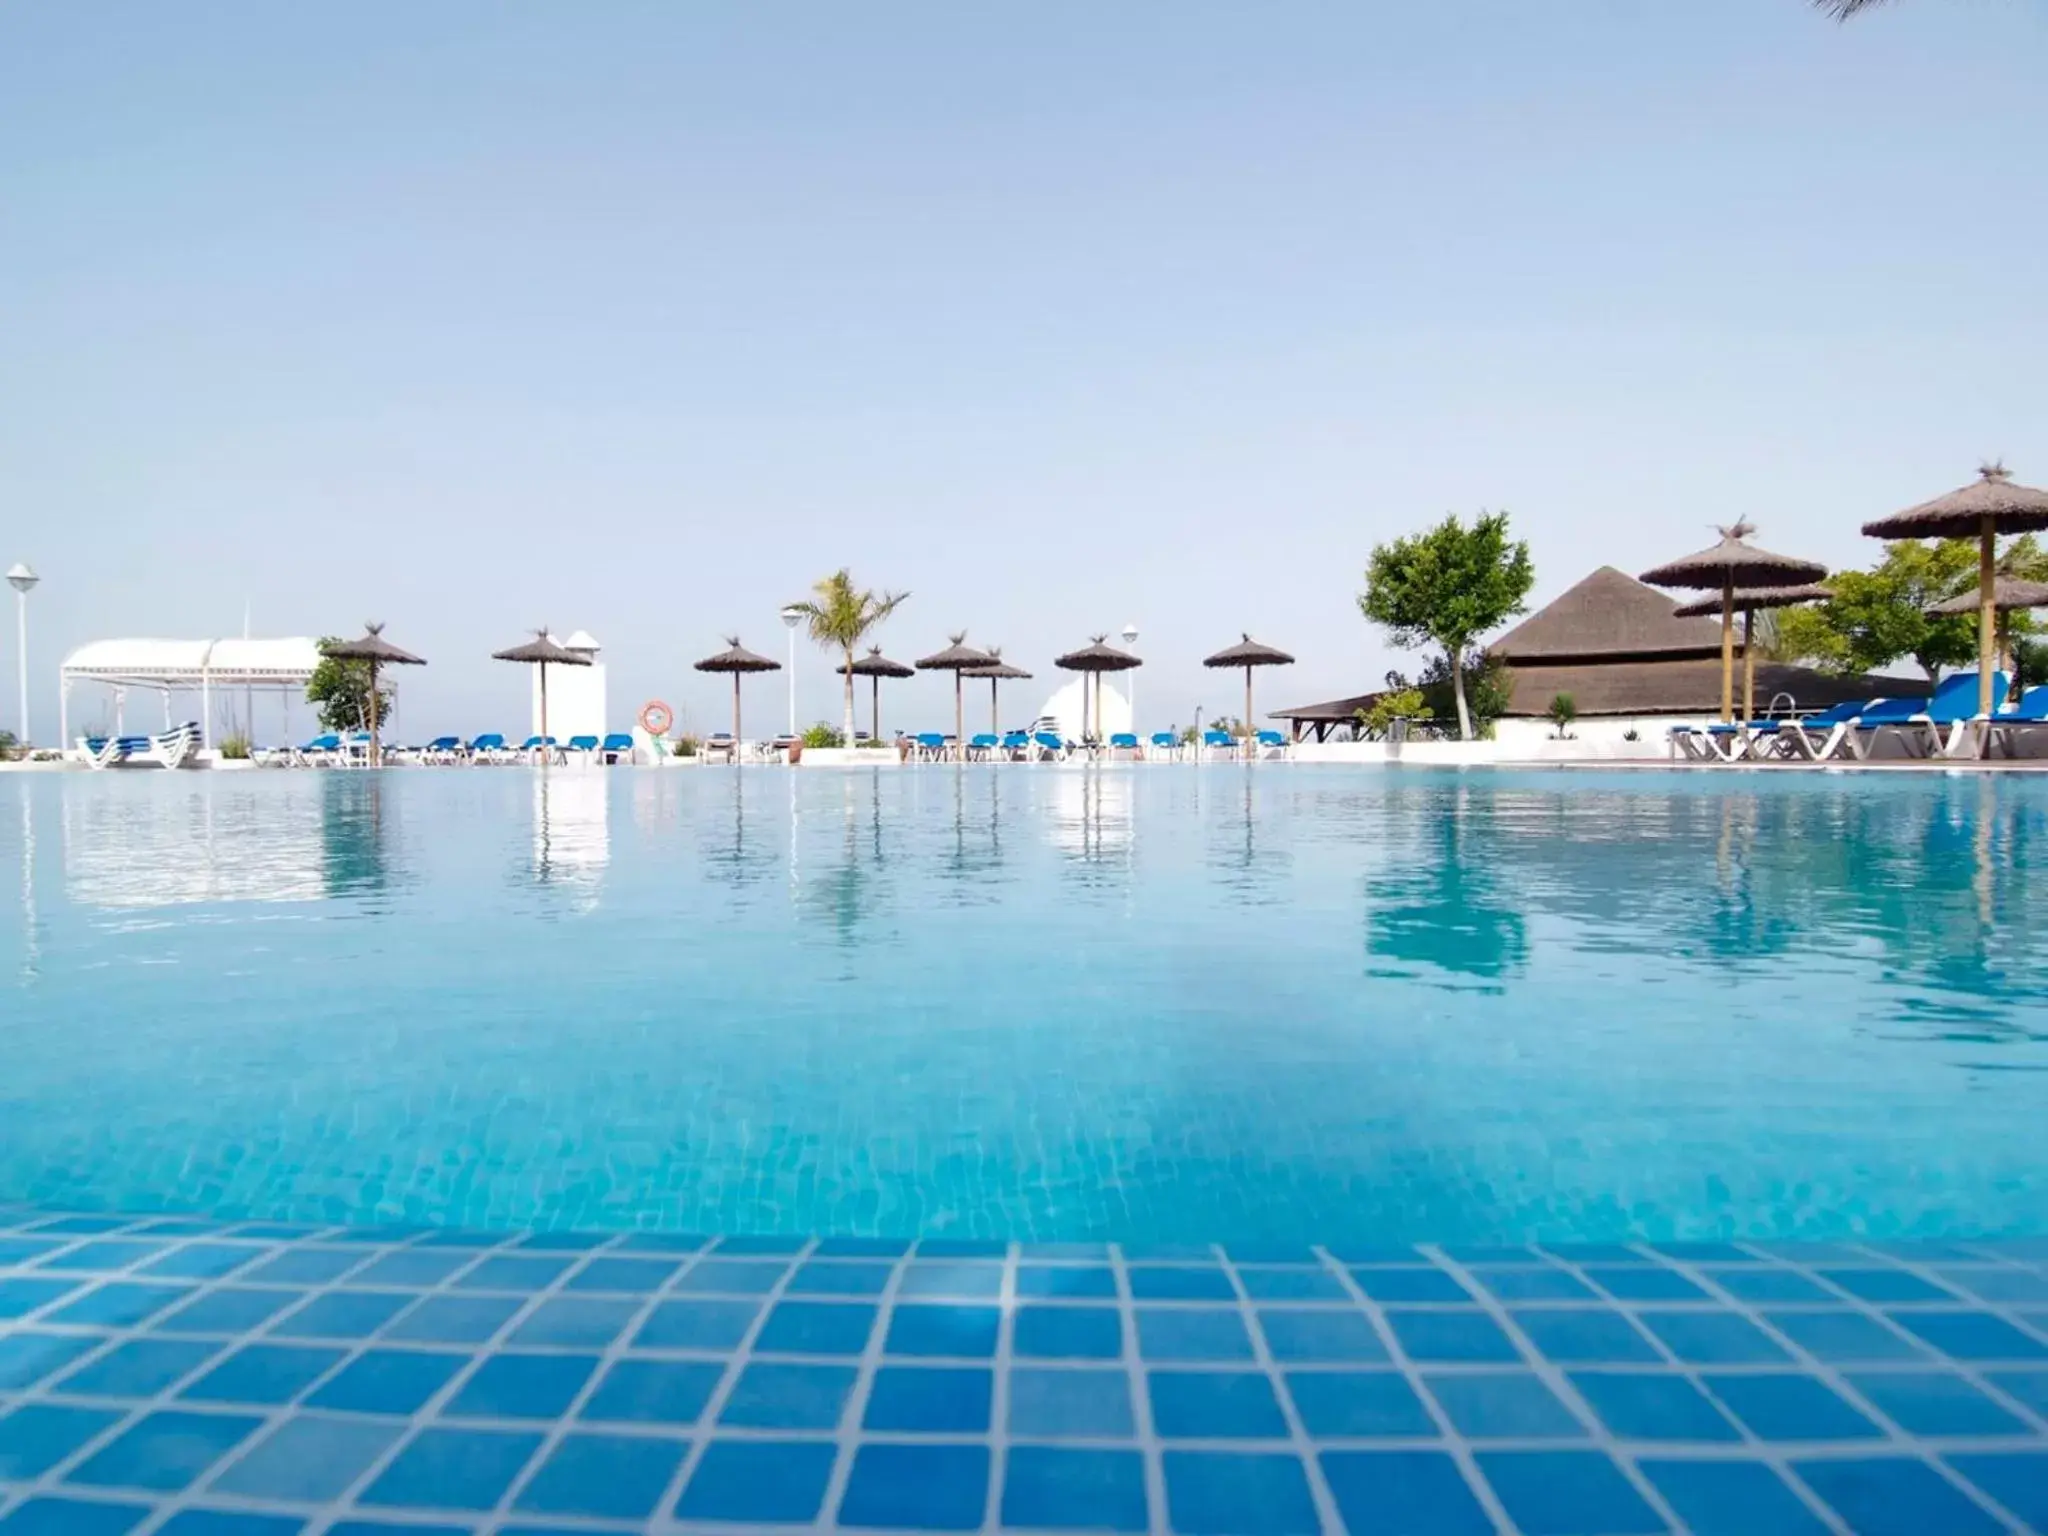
xmin=1981 ymin=514 xmax=1998 ymax=719
xmin=872 ymin=674 xmax=881 ymax=743
xmin=1742 ymin=608 xmax=1756 ymax=728
xmin=954 ymin=673 xmax=964 ymax=761
xmin=539 ymin=663 xmax=549 ymax=755
xmin=731 ymin=672 xmax=741 ymax=756
xmin=989 ymin=677 xmax=998 ymax=736
xmin=368 ymin=659 xmax=381 ymax=767
xmin=1719 ymin=572 xmax=1735 ymax=724
xmin=1245 ymin=665 xmax=1253 ymax=756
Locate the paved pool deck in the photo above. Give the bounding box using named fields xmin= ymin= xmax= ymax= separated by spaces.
xmin=1 ymin=1215 xmax=2045 ymax=1534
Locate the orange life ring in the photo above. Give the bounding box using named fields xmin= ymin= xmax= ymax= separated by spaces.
xmin=639 ymin=699 xmax=675 ymax=736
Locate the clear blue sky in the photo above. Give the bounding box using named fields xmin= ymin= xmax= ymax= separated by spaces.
xmin=3 ymin=1 xmax=2042 ymax=739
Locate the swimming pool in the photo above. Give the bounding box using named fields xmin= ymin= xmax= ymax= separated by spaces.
xmin=1 ymin=766 xmax=2044 ymax=1244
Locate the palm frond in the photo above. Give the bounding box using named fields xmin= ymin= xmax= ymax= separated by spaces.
xmin=1814 ymin=0 xmax=1888 ymax=17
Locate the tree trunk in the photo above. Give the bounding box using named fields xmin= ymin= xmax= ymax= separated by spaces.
xmin=1449 ymin=644 xmax=1473 ymax=740
xmin=843 ymin=647 xmax=856 ymax=747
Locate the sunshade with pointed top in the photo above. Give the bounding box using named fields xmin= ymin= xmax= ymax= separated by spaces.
xmin=963 ymin=651 xmax=1032 ymax=738
xmin=1203 ymin=634 xmax=1295 ymax=744
xmin=1641 ymin=523 xmax=1826 ymax=722
xmin=1926 ymin=577 xmax=2048 ymax=686
xmin=838 ymin=645 xmax=915 ymax=742
xmin=916 ymin=634 xmax=996 ymax=759
xmin=1863 ymin=465 xmax=2048 ymax=719
xmin=492 ymin=629 xmax=592 ymax=754
xmin=1054 ymin=637 xmax=1141 ymax=743
xmin=320 ymin=623 xmax=426 ymax=766
xmin=694 ymin=638 xmax=781 ymax=751
xmin=1671 ymin=585 xmax=1831 ymax=727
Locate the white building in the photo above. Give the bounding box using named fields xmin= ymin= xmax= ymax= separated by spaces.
xmin=1035 ymin=677 xmax=1131 ymax=741
xmin=529 ymin=630 xmax=608 ymax=742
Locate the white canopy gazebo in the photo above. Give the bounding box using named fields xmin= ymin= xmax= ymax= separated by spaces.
xmin=60 ymin=637 xmax=323 ymax=749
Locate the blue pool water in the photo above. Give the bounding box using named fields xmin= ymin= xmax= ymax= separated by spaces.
xmin=1 ymin=766 xmax=2045 ymax=1245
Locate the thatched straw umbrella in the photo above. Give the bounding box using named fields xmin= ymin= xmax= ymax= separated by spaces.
xmin=1202 ymin=635 xmax=1295 ymax=742
xmin=1672 ymin=583 xmax=1830 ymax=726
xmin=915 ymin=633 xmax=996 ymax=759
xmin=694 ymin=637 xmax=781 ymax=750
xmin=838 ymin=645 xmax=914 ymax=743
xmin=1054 ymin=636 xmax=1142 ymax=743
xmin=1641 ymin=524 xmax=1826 ymax=723
xmin=1925 ymin=576 xmax=2048 ymax=682
xmin=962 ymin=649 xmax=1032 ymax=737
xmin=1863 ymin=464 xmax=2048 ymax=719
xmin=320 ymin=623 xmax=425 ymax=767
xmin=492 ymin=630 xmax=591 ymax=752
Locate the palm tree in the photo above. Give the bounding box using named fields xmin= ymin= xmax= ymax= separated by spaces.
xmin=787 ymin=569 xmax=909 ymax=746
xmin=1815 ymin=0 xmax=1887 ymax=15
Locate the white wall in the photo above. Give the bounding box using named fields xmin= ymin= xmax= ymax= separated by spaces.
xmin=530 ymin=660 xmax=607 ymax=742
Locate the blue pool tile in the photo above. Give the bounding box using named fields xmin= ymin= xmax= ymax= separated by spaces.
xmin=382 ymin=1294 xmax=522 ymax=1345
xmin=1022 ymin=1243 xmax=1112 ymax=1260
xmin=1120 ymin=1244 xmax=1217 ymax=1262
xmin=1014 ymin=1305 xmax=1123 ymax=1360
xmin=1640 ymin=1459 xmax=1827 ymax=1535
xmin=814 ymin=1237 xmax=912 ymax=1257
xmin=224 ymin=1224 xmax=319 ymax=1242
xmin=917 ymin=1239 xmax=1008 ymax=1258
xmin=1768 ymin=1309 xmax=1924 ymax=1362
xmin=1443 ymin=1244 xmax=1546 ymax=1265
xmin=67 ymin=1409 xmax=263 ymax=1491
xmin=180 ymin=1344 xmax=344 ymax=1404
xmin=306 ymin=1349 xmax=468 ymax=1414
xmin=1009 ymin=1368 xmax=1135 ymax=1438
xmin=1149 ymin=1370 xmax=1289 ymax=1439
xmin=34 ymin=1240 xmax=162 ymax=1272
xmin=1843 ymin=1370 xmax=2030 ymax=1436
xmin=1002 ymin=1446 xmax=1147 ymax=1532
xmin=445 ymin=1353 xmax=598 ymax=1419
xmin=1705 ymin=1267 xmax=1836 ymax=1304
xmin=1586 ymin=1266 xmax=1709 ymax=1301
xmin=711 ymin=1235 xmax=809 ymax=1255
xmin=1257 ymin=1308 xmax=1387 ymax=1362
xmin=1539 ymin=1243 xmax=1648 ymax=1263
xmin=1350 ymin=1266 xmax=1470 ymax=1303
xmin=360 ymin=1427 xmax=545 ymax=1511
xmin=1570 ymin=1370 xmax=1742 ymax=1442
xmin=755 ymin=1299 xmax=878 ymax=1355
xmin=563 ymin=1256 xmax=680 ymax=1292
xmin=1986 ymin=1367 xmax=2048 ymax=1415
xmin=1942 ymin=1267 xmax=2048 ymax=1304
xmin=1017 ymin=1264 xmax=1118 ymax=1299
xmin=1821 ymin=1268 xmax=1958 ymax=1304
xmin=1945 ymin=1452 xmax=2048 ymax=1531
xmin=0 ymin=1498 xmax=151 ymax=1535
xmin=410 ymin=1229 xmax=505 ymax=1249
xmin=1237 ymin=1267 xmax=1348 ymax=1301
xmin=1285 ymin=1370 xmax=1435 ymax=1437
xmin=783 ymin=1260 xmax=894 ymax=1296
xmin=1383 ymin=1309 xmax=1521 ymax=1363
xmin=453 ymin=1256 xmax=572 ymax=1291
xmin=718 ymin=1361 xmax=856 ymax=1429
xmin=1475 ymin=1268 xmax=1597 ymax=1302
xmin=839 ymin=1442 xmax=990 ymax=1531
xmin=1639 ymin=1309 xmax=1792 ymax=1364
xmin=238 ymin=1248 xmax=362 ymax=1285
xmin=137 ymin=1245 xmax=263 ymax=1282
xmin=1510 ymin=1308 xmax=1662 ymax=1363
xmin=896 ymin=1262 xmax=1004 ymax=1299
xmin=613 ymin=1232 xmax=712 ymax=1254
xmin=0 ymin=1238 xmax=60 ymax=1265
xmin=57 ymin=1338 xmax=221 ymax=1397
xmin=863 ymin=1365 xmax=992 ymax=1432
xmin=50 ymin=1283 xmax=193 ymax=1327
xmin=1321 ymin=1450 xmax=1492 ymax=1535
xmin=886 ymin=1302 xmax=1002 ymax=1358
xmin=1891 ymin=1309 xmax=2048 ymax=1361
xmin=1138 ymin=1308 xmax=1254 ymax=1362
xmin=512 ymin=1231 xmax=612 ymax=1252
xmin=1705 ymin=1372 xmax=1884 ymax=1441
xmin=0 ymin=1278 xmax=76 ymax=1318
xmin=1652 ymin=1242 xmax=1757 ymax=1262
xmin=633 ymin=1298 xmax=761 ymax=1350
xmin=1222 ymin=1243 xmax=1319 ymax=1264
xmin=672 ymin=1259 xmax=790 ymax=1295
xmin=29 ymin=1218 xmax=132 ymax=1235
xmin=269 ymin=1290 xmax=410 ymax=1339
xmin=1425 ymin=1372 xmax=1587 ymax=1440
xmin=508 ymin=1298 xmax=638 ymax=1348
xmin=1327 ymin=1244 xmax=1420 ymax=1265
xmin=155 ymin=1513 xmax=305 ymax=1536
xmin=580 ymin=1358 xmax=723 ymax=1423
xmin=677 ymin=1439 xmax=839 ymax=1521
xmin=0 ymin=1404 xmax=123 ymax=1478
xmin=351 ymin=1251 xmax=470 ymax=1288
xmin=1794 ymin=1455 xmax=2004 ymax=1536
xmin=0 ymin=1332 xmax=96 ymax=1389
xmin=513 ymin=1432 xmax=687 ymax=1520
xmin=1162 ymin=1450 xmax=1318 ymax=1535
xmin=1476 ymin=1450 xmax=1664 ymax=1536
xmin=157 ymin=1288 xmax=302 ymax=1334
xmin=1129 ymin=1266 xmax=1235 ymax=1301
xmin=210 ymin=1414 xmax=405 ymax=1502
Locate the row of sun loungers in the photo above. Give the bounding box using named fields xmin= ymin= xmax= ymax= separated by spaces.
xmin=897 ymin=729 xmax=1289 ymax=762
xmin=77 ymin=721 xmax=202 ymax=770
xmin=255 ymin=733 xmax=640 ymax=767
xmin=1670 ymin=672 xmax=2042 ymax=764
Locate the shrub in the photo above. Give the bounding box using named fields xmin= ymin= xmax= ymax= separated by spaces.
xmin=1358 ymin=689 xmax=1433 ymax=740
xmin=1546 ymin=692 xmax=1578 ymax=739
xmin=1622 ymin=727 xmax=1641 ymax=743
xmin=672 ymin=735 xmax=700 ymax=758
xmin=219 ymin=733 xmax=253 ymax=760
xmin=802 ymin=722 xmax=845 ymax=749
xmin=0 ymin=730 xmax=16 ymax=762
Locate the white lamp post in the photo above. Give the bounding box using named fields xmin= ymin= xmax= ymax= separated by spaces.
xmin=7 ymin=564 xmax=37 ymax=747
xmin=780 ymin=605 xmax=802 ymax=738
xmin=1120 ymin=622 xmax=1139 ymax=732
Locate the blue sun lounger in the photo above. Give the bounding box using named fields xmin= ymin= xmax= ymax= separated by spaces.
xmin=1984 ymin=688 xmax=2048 ymax=759
xmin=1201 ymin=729 xmax=1237 ymax=761
xmin=1108 ymin=732 xmax=1140 ymax=759
xmin=999 ymin=731 xmax=1031 ymax=760
xmin=564 ymin=734 xmax=601 ymax=763
xmin=1031 ymin=731 xmax=1068 ymax=761
xmin=600 ymin=732 xmax=636 ymax=764
xmin=1150 ymin=731 xmax=1179 ymax=760
xmin=1845 ymin=671 xmax=2007 ymax=760
xmin=1770 ymin=701 xmax=1871 ymax=762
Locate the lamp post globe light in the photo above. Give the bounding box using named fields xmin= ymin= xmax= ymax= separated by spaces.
xmin=1120 ymin=621 xmax=1139 ymax=731
xmin=7 ymin=564 xmax=37 ymax=748
xmin=780 ymin=605 xmax=803 ymax=738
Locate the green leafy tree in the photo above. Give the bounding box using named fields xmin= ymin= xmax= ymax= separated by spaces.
xmin=1546 ymin=692 xmax=1577 ymax=739
xmin=1360 ymin=512 xmax=1534 ymax=739
xmin=1356 ymin=688 xmax=1432 ymax=740
xmin=305 ymin=641 xmax=394 ymax=734
xmin=801 ymin=721 xmax=845 ymax=749
xmin=787 ymin=569 xmax=908 ymax=747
